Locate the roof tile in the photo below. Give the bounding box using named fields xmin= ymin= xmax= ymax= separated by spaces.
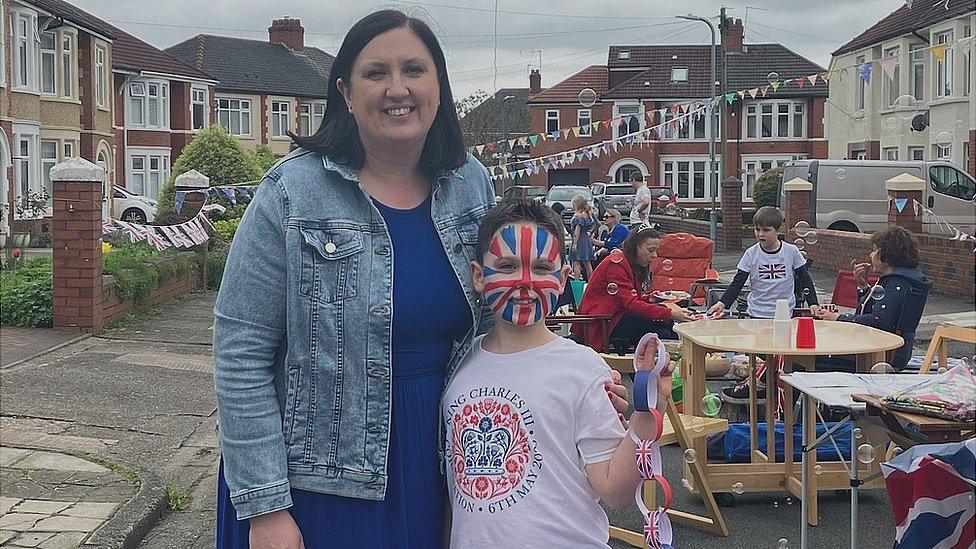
xmin=527 ymin=66 xmax=608 ymax=103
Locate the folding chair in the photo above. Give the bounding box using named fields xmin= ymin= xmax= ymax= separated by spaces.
xmin=918 ymin=326 xmax=976 ymax=373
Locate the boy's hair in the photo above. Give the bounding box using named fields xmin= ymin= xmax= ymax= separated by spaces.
xmin=753 ymin=206 xmax=784 ymax=230
xmin=476 ymin=199 xmax=566 ymax=265
xmin=870 ymin=225 xmax=919 ymax=268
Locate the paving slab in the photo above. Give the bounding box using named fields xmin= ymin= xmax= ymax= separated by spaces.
xmin=0 ymin=328 xmax=88 ymax=370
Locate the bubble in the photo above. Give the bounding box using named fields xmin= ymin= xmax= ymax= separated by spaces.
xmin=773 ymin=500 xmax=780 ymax=508
xmin=732 ymin=482 xmax=744 ymax=495
xmin=794 ymin=238 xmax=806 ymax=251
xmin=793 ymin=220 xmax=810 ymax=234
xmin=659 ymin=195 xmax=671 ymax=204
xmin=803 ymin=232 xmax=819 ymax=245
xmin=800 ymin=251 xmax=808 ymax=259
xmin=663 ymin=259 xmax=674 ymax=271
xmin=692 ymin=416 xmax=705 ymax=433
xmin=802 ymin=288 xmax=811 ymax=296
xmin=701 ymin=394 xmax=722 ymax=417
xmin=683 ymin=448 xmax=698 ymax=464
xmin=892 ymin=95 xmax=920 ymax=120
xmin=854 ymin=427 xmax=863 ymax=439
xmin=578 ymin=87 xmax=597 ymax=108
xmin=870 ymin=285 xmax=885 ymax=301
xmin=938 ymin=366 xmax=947 ymax=374
xmin=665 ymin=203 xmax=680 ymax=215
xmin=857 ymin=443 xmax=875 ymax=464
xmin=609 ymin=251 xmax=623 ymax=263
xmin=786 ymin=497 xmax=793 ymax=506
xmin=767 ymin=72 xmax=780 ymax=85
xmin=667 ymin=277 xmax=675 ymax=285
xmin=778 ymin=538 xmax=790 ymax=549
xmin=871 ymin=362 xmax=894 ymax=374
xmin=631 ymin=289 xmax=639 ymax=297
xmin=934 ymin=130 xmax=953 ymax=146
xmin=814 ymin=464 xmax=823 ymax=475
xmin=891 ymin=446 xmax=904 ymax=458
xmin=836 ymin=168 xmax=847 ymax=180
xmin=606 ymin=283 xmax=619 ymax=295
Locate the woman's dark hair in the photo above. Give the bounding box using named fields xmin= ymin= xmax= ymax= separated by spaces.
xmin=870 ymin=225 xmax=919 ymax=268
xmin=291 ymin=10 xmax=466 ymax=176
xmin=475 ymin=199 xmax=566 ymax=265
xmin=621 ymin=227 xmax=661 ymax=285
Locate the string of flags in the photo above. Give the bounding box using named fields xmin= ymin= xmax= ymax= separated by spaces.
xmin=174 ymin=185 xmax=257 ymax=214
xmin=102 ymin=204 xmax=225 ymax=252
xmin=908 ymin=198 xmax=976 ymax=251
xmin=468 ymin=33 xmax=975 ymax=159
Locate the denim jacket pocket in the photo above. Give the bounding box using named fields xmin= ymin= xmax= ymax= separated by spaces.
xmin=455 ymin=221 xmax=480 ymax=264
xmin=299 ymin=227 xmax=364 ymax=303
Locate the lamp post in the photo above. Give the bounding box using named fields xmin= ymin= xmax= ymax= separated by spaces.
xmin=677 ymin=14 xmax=717 ymax=242
xmin=500 ymin=94 xmax=516 ymax=190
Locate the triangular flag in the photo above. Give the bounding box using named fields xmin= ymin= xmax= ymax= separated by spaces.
xmin=930 ymin=43 xmax=950 ymax=62
xmin=958 ymin=36 xmax=974 ymax=57
xmin=174 ymin=191 xmax=187 ymax=214
xmin=551 ymin=130 xmax=561 ymax=140
xmin=770 ymin=81 xmax=780 ymax=91
xmin=725 ymin=92 xmax=735 ymax=104
xmin=475 ymin=144 xmax=485 ymax=155
xmin=760 ymin=85 xmax=770 ymax=97
xmin=748 ymin=88 xmax=759 ymax=99
xmin=737 ymin=90 xmax=746 ymax=99
xmin=807 ymin=74 xmax=818 ymax=86
xmin=528 ymin=135 xmax=539 ymax=146
xmin=820 ymin=71 xmax=830 ymax=82
xmin=878 ymin=57 xmax=898 ymax=80
xmin=894 ymin=198 xmax=908 ymax=212
xmin=681 ymin=103 xmax=691 ymax=114
xmin=591 ymin=121 xmax=600 ymax=133
xmin=572 ymin=126 xmax=582 ymax=138
xmin=222 ymin=187 xmax=237 ymax=205
xmin=795 ymin=77 xmax=805 ymax=89
xmin=508 ymin=138 xmax=517 ymax=149
xmin=857 ymin=61 xmax=873 ymax=84
xmin=561 ymin=127 xmax=572 ymax=138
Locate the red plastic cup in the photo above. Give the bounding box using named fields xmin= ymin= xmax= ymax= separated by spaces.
xmin=796 ymin=316 xmax=816 ymax=348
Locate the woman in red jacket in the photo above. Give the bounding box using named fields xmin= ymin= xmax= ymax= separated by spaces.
xmin=573 ymin=228 xmax=694 ymax=352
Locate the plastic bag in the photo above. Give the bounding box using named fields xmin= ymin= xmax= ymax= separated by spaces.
xmin=880 ymin=364 xmax=976 ymax=422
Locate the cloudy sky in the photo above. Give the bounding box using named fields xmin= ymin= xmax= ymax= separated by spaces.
xmin=73 ymin=0 xmax=905 ymax=99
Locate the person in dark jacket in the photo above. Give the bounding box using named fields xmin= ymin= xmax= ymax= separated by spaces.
xmin=816 ymin=226 xmax=933 ymax=370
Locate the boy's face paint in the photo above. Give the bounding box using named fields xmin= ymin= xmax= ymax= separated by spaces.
xmin=482 ymin=223 xmax=563 ymax=326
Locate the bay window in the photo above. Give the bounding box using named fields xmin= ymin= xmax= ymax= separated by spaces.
xmin=884 ymin=46 xmax=899 ymax=106
xmin=662 ymin=158 xmax=721 ymax=200
xmin=62 ymin=34 xmax=73 ymax=97
xmin=744 ymin=100 xmax=806 ymax=139
xmin=615 ymin=103 xmax=642 ymax=139
xmin=128 ymin=150 xmax=170 ymax=199
xmin=41 ymin=31 xmax=56 ymax=94
xmin=13 ymin=10 xmax=38 ymax=90
xmin=935 ymin=31 xmax=952 ymax=98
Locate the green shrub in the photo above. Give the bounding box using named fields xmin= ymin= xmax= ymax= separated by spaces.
xmin=752 ymin=167 xmax=784 ymax=210
xmin=103 ymin=244 xmax=193 ymax=303
xmin=250 ymin=144 xmax=277 ymax=173
xmin=0 ymin=259 xmax=53 ymax=327
xmin=206 ymin=247 xmax=229 ymax=291
xmin=213 ymin=218 xmax=241 ymax=246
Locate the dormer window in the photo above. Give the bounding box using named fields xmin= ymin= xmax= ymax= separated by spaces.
xmin=618 ymin=50 xmax=630 ymax=60
xmin=671 ymin=67 xmax=688 ymax=82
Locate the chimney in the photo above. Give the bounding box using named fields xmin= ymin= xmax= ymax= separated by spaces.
xmin=723 ymin=17 xmax=743 ymax=54
xmin=529 ymin=69 xmax=541 ymax=95
xmin=269 ymin=18 xmax=304 ymax=52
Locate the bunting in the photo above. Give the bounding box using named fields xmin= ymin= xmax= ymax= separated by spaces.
xmin=878 ymin=57 xmax=898 ymax=80
xmin=103 ymin=205 xmax=226 ymax=250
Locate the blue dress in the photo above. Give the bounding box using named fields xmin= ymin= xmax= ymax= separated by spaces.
xmin=216 ymin=195 xmax=472 ymax=548
xmin=570 ymin=215 xmax=596 ymax=261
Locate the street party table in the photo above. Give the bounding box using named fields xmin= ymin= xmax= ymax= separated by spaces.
xmin=673 ymin=319 xmax=904 ymax=533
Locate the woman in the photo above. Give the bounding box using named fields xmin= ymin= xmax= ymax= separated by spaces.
xmin=816 ymin=225 xmax=932 ymax=370
xmin=573 ymin=227 xmax=695 ymax=352
xmin=569 ymin=194 xmax=596 ymax=280
xmin=592 ymin=208 xmax=629 ymax=262
xmin=212 ymin=10 xmax=628 ymax=549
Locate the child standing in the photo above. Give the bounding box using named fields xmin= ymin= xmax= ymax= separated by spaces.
xmin=442 ymin=199 xmax=671 ymax=548
xmin=569 ymin=194 xmax=596 ymax=280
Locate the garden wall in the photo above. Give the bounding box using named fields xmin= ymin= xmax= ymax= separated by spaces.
xmin=100 ymin=252 xmax=205 ymax=326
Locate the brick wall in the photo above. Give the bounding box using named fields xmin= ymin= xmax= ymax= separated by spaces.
xmin=647 ymin=215 xmax=712 ymax=237
xmin=100 ymin=253 xmax=204 ymax=326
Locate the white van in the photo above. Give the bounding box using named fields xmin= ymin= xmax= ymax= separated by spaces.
xmin=779 ymin=159 xmax=975 ymax=233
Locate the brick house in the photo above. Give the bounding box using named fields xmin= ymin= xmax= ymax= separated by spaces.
xmin=165 ymin=18 xmax=334 ymax=159
xmin=526 ymin=18 xmax=829 ymax=206
xmin=826 ymin=2 xmax=974 ymax=175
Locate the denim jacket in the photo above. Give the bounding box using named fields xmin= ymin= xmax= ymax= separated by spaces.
xmin=213 ymin=149 xmax=495 ymax=519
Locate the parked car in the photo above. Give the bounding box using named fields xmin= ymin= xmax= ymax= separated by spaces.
xmin=502 ymin=185 xmax=547 ymax=201
xmin=779 ymin=159 xmax=975 ymax=233
xmin=113 ymin=186 xmax=157 ymax=224
xmin=592 ymin=182 xmax=635 ymax=217
xmin=545 ymin=185 xmax=593 ymax=226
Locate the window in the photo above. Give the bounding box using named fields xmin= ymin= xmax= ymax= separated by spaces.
xmin=129 ymin=83 xmax=145 ymax=125
xmin=271 ymin=101 xmax=290 ymax=137
xmin=929 ymin=165 xmax=976 ymax=200
xmin=855 ymin=55 xmax=866 ymax=110
xmin=618 ymin=50 xmax=630 ymax=60
xmin=910 ymin=44 xmax=925 ymax=101
xmin=935 ymin=31 xmax=952 ymax=98
xmin=884 ymin=46 xmax=899 ymax=106
xmin=663 ymin=103 xmax=718 ymax=140
xmin=40 ymin=140 xmax=57 ymax=201
xmin=312 ymin=102 xmax=325 ymax=132
xmin=934 ymin=143 xmax=951 ymax=160
xmin=63 ymin=141 xmax=74 ymax=159
xmin=614 ymin=164 xmax=643 ymax=184
xmin=615 ymin=103 xmax=642 ymax=139
xmin=577 ymin=109 xmax=591 ymax=137
xmin=741 ymin=156 xmax=806 ymax=198
xmin=744 ymin=100 xmax=805 ymax=139
xmin=883 ymin=147 xmax=898 ymax=161
xmin=61 ymin=34 xmax=72 ymax=97
xmin=41 ymin=31 xmax=56 ymax=94
xmin=217 ymin=98 xmax=252 ymax=136
xmin=545 ymin=110 xmax=559 ymax=134
xmin=129 ymin=81 xmax=171 ymax=129
xmin=13 ymin=11 xmax=38 ymax=90
xmin=95 ymin=45 xmax=107 ymax=107
xmin=670 ymin=67 xmax=688 ymax=82
xmin=662 ymin=158 xmax=720 ymax=200
xmin=14 ymin=135 xmax=36 ymax=201
xmin=299 ymin=104 xmax=311 ymax=136
xmin=130 ymin=157 xmax=145 ymax=196
xmin=191 ymin=87 xmax=207 ymax=130
xmin=964 ymin=26 xmax=972 ymax=97
xmin=128 ymin=151 xmax=170 ymax=199
xmin=908 ymin=146 xmax=924 ymax=161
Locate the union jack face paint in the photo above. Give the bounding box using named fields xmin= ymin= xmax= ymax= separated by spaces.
xmin=482 ymin=223 xmax=563 ymax=326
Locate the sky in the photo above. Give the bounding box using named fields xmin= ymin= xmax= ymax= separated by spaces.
xmin=71 ymin=0 xmax=907 ymax=100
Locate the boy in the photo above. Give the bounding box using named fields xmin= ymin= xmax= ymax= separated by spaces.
xmin=707 ymin=206 xmax=819 ymax=401
xmin=442 ymin=199 xmax=670 ymax=548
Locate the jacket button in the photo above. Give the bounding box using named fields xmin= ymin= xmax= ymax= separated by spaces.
xmin=375 ymin=247 xmax=390 ymax=256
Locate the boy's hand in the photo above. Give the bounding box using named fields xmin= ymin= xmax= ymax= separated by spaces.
xmin=809 ymin=304 xmax=821 ymax=316
xmin=707 ymin=301 xmax=725 ymax=316
xmin=604 ymin=370 xmax=629 ymax=422
xmin=634 ymin=335 xmax=675 ymax=411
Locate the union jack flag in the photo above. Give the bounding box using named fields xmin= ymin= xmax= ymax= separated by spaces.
xmin=483 ymin=225 xmax=562 ymax=325
xmin=758 ymin=263 xmax=787 ymax=280
xmin=643 ymin=510 xmax=673 ymax=549
xmin=635 ymin=440 xmax=656 ymax=479
xmin=882 ymin=439 xmax=975 ymax=549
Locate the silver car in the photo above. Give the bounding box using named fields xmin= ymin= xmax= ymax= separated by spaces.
xmin=545 ymin=185 xmax=593 ymax=226
xmin=592 ymin=182 xmax=635 ymax=217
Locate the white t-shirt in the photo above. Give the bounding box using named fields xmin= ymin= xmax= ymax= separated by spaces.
xmin=737 ymin=241 xmax=806 ymax=318
xmin=629 ymin=185 xmax=652 ymax=225
xmin=442 ymin=335 xmax=625 ymax=549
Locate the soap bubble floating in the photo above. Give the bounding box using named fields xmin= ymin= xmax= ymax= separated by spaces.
xmin=701 ymin=394 xmax=722 ymax=418
xmin=606 ymin=283 xmax=619 ymax=295
xmin=857 ymin=443 xmax=875 ymax=464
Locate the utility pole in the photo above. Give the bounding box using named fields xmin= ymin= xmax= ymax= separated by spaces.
xmin=720 ymin=7 xmax=729 ymax=179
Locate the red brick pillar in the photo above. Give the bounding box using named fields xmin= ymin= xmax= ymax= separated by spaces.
xmin=885 ymin=173 xmax=925 ymax=233
xmin=783 ymin=177 xmax=813 ymax=234
xmin=718 ymin=177 xmax=744 ymax=252
xmin=51 ymin=158 xmax=104 ymax=334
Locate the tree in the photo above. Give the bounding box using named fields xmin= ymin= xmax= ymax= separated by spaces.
xmin=155 ymin=125 xmax=262 ymax=224
xmin=752 ymin=167 xmax=784 ymax=210
xmin=250 ymin=144 xmax=277 ymax=173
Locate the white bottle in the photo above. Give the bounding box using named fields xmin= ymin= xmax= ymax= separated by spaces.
xmin=773 ymin=299 xmax=791 ymax=348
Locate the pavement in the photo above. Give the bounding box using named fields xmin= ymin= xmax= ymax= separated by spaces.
xmin=0 ymin=258 xmax=972 ymax=548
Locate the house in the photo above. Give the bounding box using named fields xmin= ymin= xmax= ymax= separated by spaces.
xmin=826 ymin=2 xmax=974 ymax=175
xmin=165 ymin=18 xmax=335 ymax=158
xmin=525 ymin=18 xmax=829 ymax=205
